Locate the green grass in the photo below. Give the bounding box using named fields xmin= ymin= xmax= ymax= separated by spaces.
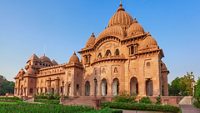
xmin=0 ymin=102 xmax=122 ymax=113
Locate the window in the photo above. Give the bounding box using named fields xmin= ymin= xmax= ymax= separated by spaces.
xmin=129 ymin=44 xmax=138 ymax=55
xmin=115 ymin=49 xmax=120 ymax=56
xmin=146 ymin=62 xmax=151 ymax=67
xmin=98 ymin=53 xmax=102 ymax=58
xmin=105 ymin=50 xmax=111 ymax=57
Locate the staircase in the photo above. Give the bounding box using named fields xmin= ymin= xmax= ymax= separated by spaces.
xmin=179 ymin=96 xmax=193 ymax=105
xmin=62 ymin=96 xmax=100 ymax=108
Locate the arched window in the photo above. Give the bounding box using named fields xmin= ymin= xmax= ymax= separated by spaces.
xmin=146 ymin=62 xmax=151 ymax=67
xmin=105 ymin=50 xmax=112 ymax=57
xmin=98 ymin=53 xmax=102 ymax=58
xmin=112 ymin=78 xmax=119 ymax=96
xmin=85 ymin=81 xmax=90 ymax=96
xmin=130 ymin=77 xmax=138 ymax=96
xmin=101 ymin=79 xmax=107 ymax=96
xmin=115 ymin=49 xmax=120 ymax=56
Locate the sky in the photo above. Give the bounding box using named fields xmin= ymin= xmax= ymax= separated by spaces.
xmin=0 ymin=0 xmax=200 ymax=82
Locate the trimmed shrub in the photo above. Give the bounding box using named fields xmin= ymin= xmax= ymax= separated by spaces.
xmin=101 ymin=102 xmax=180 ymax=113
xmin=139 ymin=97 xmax=152 ymax=104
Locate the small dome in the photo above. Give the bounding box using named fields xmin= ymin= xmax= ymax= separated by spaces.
xmin=139 ymin=34 xmax=158 ymax=50
xmin=108 ymin=3 xmax=133 ymax=28
xmin=85 ymin=33 xmax=96 ymax=48
xmin=69 ymin=52 xmax=80 ymax=64
xmin=127 ymin=20 xmax=145 ymax=37
xmin=97 ymin=25 xmax=125 ymax=41
xmin=28 ymin=54 xmax=39 ymax=61
xmin=52 ymin=59 xmax=58 ymax=65
xmin=40 ymin=55 xmax=51 ymax=63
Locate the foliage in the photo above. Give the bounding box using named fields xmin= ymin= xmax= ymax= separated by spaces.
xmin=0 ymin=75 xmax=14 ymax=95
xmin=101 ymin=102 xmax=180 ymax=113
xmin=35 ymin=93 xmax=60 ymax=100
xmin=34 ymin=99 xmax=60 ymax=104
xmin=113 ymin=92 xmax=136 ymax=103
xmin=0 ymin=102 xmax=122 ymax=113
xmin=194 ymin=77 xmax=200 ymax=108
xmin=169 ymin=72 xmax=195 ymax=96
xmin=0 ymin=96 xmax=22 ymax=102
xmin=156 ymin=95 xmax=161 ymax=104
xmin=139 ymin=97 xmax=152 ymax=104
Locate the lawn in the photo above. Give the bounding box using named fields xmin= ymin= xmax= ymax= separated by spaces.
xmin=0 ymin=102 xmax=122 ymax=113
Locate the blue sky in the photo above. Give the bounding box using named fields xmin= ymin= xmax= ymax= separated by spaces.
xmin=0 ymin=0 xmax=200 ymax=82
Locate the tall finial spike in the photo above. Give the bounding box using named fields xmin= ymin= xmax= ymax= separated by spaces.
xmin=120 ymin=0 xmax=122 ymax=5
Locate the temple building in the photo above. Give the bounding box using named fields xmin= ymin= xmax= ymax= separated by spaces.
xmin=14 ymin=3 xmax=169 ymax=98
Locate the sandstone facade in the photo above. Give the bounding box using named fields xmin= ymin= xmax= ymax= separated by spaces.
xmin=14 ymin=3 xmax=169 ymax=98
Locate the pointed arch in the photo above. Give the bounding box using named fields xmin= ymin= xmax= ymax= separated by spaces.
xmin=112 ymin=78 xmax=119 ymax=96
xmin=101 ymin=78 xmax=107 ymax=96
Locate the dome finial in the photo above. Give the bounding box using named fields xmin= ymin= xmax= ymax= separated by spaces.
xmin=91 ymin=32 xmax=95 ymax=37
xmin=117 ymin=0 xmax=125 ymax=11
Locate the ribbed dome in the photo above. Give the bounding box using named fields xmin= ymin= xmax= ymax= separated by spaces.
xmin=139 ymin=34 xmax=158 ymax=50
xmin=108 ymin=4 xmax=133 ymax=28
xmin=69 ymin=52 xmax=80 ymax=64
xmin=127 ymin=20 xmax=145 ymax=37
xmin=40 ymin=55 xmax=51 ymax=63
xmin=28 ymin=54 xmax=39 ymax=61
xmin=97 ymin=25 xmax=125 ymax=41
xmin=85 ymin=33 xmax=96 ymax=48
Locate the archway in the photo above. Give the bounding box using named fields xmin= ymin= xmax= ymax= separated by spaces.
xmin=85 ymin=81 xmax=90 ymax=96
xmin=112 ymin=78 xmax=119 ymax=96
xmin=130 ymin=77 xmax=138 ymax=96
xmin=146 ymin=79 xmax=153 ymax=96
xmin=101 ymin=79 xmax=107 ymax=96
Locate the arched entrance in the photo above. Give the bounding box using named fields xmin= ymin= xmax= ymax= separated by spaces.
xmin=146 ymin=79 xmax=153 ymax=96
xmin=130 ymin=77 xmax=138 ymax=96
xmin=112 ymin=78 xmax=119 ymax=96
xmin=101 ymin=79 xmax=107 ymax=96
xmin=85 ymin=81 xmax=90 ymax=96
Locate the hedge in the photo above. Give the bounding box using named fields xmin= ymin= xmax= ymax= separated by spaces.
xmin=101 ymin=102 xmax=180 ymax=113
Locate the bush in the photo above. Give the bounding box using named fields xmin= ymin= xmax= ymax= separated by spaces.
xmin=101 ymin=102 xmax=180 ymax=113
xmin=34 ymin=99 xmax=60 ymax=104
xmin=194 ymin=78 xmax=200 ymax=108
xmin=139 ymin=97 xmax=152 ymax=104
xmin=156 ymin=95 xmax=161 ymax=104
xmin=113 ymin=92 xmax=136 ymax=103
xmin=35 ymin=93 xmax=60 ymax=100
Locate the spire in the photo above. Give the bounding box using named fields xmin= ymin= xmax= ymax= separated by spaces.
xmin=73 ymin=51 xmax=76 ymax=55
xmin=117 ymin=0 xmax=125 ymax=11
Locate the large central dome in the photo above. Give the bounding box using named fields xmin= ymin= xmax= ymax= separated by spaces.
xmin=108 ymin=3 xmax=133 ymax=28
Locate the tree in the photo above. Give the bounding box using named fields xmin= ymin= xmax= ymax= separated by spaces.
xmin=169 ymin=72 xmax=194 ymax=96
xmin=194 ymin=78 xmax=200 ymax=102
xmin=0 ymin=75 xmax=15 ymax=95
